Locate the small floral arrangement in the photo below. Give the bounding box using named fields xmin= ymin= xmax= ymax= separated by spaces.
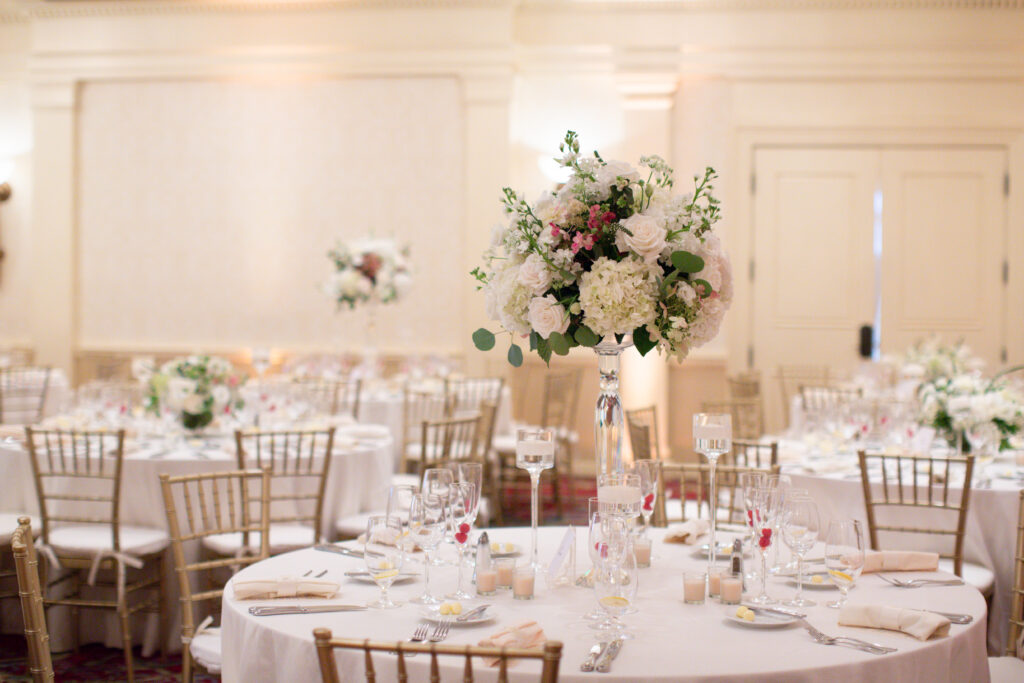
xmin=901 ymin=337 xmax=984 ymax=383
xmin=145 ymin=355 xmax=245 ymax=430
xmin=917 ymin=370 xmax=1024 ymax=452
xmin=471 ymin=131 xmax=731 ymax=365
xmin=324 ymin=237 xmax=411 ymax=309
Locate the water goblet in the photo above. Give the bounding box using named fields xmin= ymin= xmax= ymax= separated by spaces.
xmin=447 ymin=481 xmax=477 ymax=600
xmin=364 ymin=515 xmax=405 ymax=609
xmin=590 ymin=527 xmax=638 ymax=641
xmin=694 ymin=413 xmax=732 ymax=579
xmin=408 ymin=493 xmax=445 ymax=605
xmin=516 ymin=428 xmax=555 ymax=570
xmin=422 ymin=467 xmax=455 ymax=562
xmin=824 ymin=518 xmax=865 ymax=609
xmin=782 ymin=494 xmax=821 ymax=607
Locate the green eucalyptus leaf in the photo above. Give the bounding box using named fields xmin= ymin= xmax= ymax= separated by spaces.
xmin=633 ymin=326 xmax=657 ymax=356
xmin=670 ymin=251 xmax=705 ymax=273
xmin=549 ymin=332 xmax=570 ymax=356
xmin=693 ymin=278 xmax=713 ymax=298
xmin=529 ymin=331 xmax=540 ymax=351
xmin=537 ymin=338 xmax=553 ymax=365
xmin=472 ymin=328 xmax=496 ymax=351
xmin=574 ymin=325 xmax=601 ymax=347
xmin=507 ymin=344 xmax=524 ymax=367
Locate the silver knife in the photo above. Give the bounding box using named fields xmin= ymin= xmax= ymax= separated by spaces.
xmin=580 ymin=642 xmax=606 ymax=672
xmin=248 ymin=604 xmax=367 ymax=616
xmin=315 ymin=544 xmax=364 ymax=558
xmin=595 ymin=639 xmax=622 ymax=673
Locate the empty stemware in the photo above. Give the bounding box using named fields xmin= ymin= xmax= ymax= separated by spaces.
xmin=824 ymin=518 xmax=865 ymax=609
xmin=782 ymin=494 xmax=821 ymax=607
xmin=364 ymin=515 xmax=405 ymax=609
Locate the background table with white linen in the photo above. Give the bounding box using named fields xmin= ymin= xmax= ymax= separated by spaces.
xmin=777 ymin=437 xmax=1020 ymax=653
xmin=220 ymin=526 xmax=988 ymax=683
xmin=0 ymin=425 xmax=393 ymax=654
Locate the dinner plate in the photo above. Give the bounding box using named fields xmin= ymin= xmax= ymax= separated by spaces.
xmin=691 ymin=542 xmax=742 ymax=560
xmin=489 ymin=542 xmax=520 ymax=557
xmin=724 ymin=608 xmax=798 ymax=629
xmin=344 ymin=571 xmax=418 ymax=584
xmin=420 ymin=605 xmax=496 ymax=626
xmin=785 ymin=575 xmax=837 ymax=590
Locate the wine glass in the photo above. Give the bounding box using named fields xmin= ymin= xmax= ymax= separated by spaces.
xmin=516 ymin=428 xmax=555 ymax=570
xmin=738 ymin=471 xmax=768 ymax=582
xmin=693 ymin=413 xmax=732 ymax=579
xmin=633 ymin=459 xmax=660 ymax=535
xmin=364 ymin=515 xmax=405 ymax=609
xmin=455 ymin=461 xmax=482 ymax=529
xmin=824 ymin=519 xmax=865 ymax=609
xmin=765 ymin=474 xmax=792 ymax=574
xmin=386 ymin=485 xmax=418 ymax=553
xmin=422 ymin=467 xmax=455 ymax=561
xmin=408 ymin=493 xmax=445 ymax=605
xmin=447 ymin=481 xmax=476 ymax=600
xmin=746 ymin=486 xmax=782 ymax=605
xmin=782 ymin=494 xmax=821 ymax=607
xmin=591 ymin=523 xmax=638 ymax=641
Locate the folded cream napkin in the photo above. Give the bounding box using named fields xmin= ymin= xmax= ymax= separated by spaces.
xmin=478 ymin=621 xmax=546 ymax=666
xmin=232 ymin=576 xmax=339 ymax=600
xmin=861 ymin=550 xmax=939 ymax=574
xmin=838 ymin=604 xmax=950 ymax=641
xmin=0 ymin=425 xmax=25 ymax=442
xmin=664 ymin=519 xmax=711 ymax=545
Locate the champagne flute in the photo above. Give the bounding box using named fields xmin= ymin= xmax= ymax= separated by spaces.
xmin=747 ymin=487 xmax=782 ymax=605
xmin=782 ymin=494 xmax=821 ymax=607
xmin=824 ymin=519 xmax=865 ymax=609
xmin=422 ymin=467 xmax=454 ymax=563
xmin=633 ymin=459 xmax=660 ymax=536
xmin=447 ymin=481 xmax=476 ymax=600
xmin=408 ymin=493 xmax=445 ymax=605
xmin=765 ymin=474 xmax=791 ymax=574
xmin=738 ymin=471 xmax=768 ymax=583
xmin=456 ymin=461 xmax=482 ymax=529
xmin=516 ymin=428 xmax=555 ymax=570
xmin=591 ymin=522 xmax=638 ymax=641
xmin=364 ymin=515 xmax=405 ymax=609
xmin=693 ymin=413 xmax=732 ymax=579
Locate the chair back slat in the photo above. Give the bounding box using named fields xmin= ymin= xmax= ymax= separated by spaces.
xmin=312 ymin=630 xmax=563 ymax=683
xmin=541 ymin=370 xmax=581 ymax=435
xmin=0 ymin=366 xmax=51 ymax=425
xmin=858 ymin=450 xmax=975 ymax=576
xmin=25 ymin=428 xmax=125 ymax=550
xmin=12 ymin=518 xmax=54 ymax=682
xmin=654 ymin=461 xmax=780 ymax=527
xmin=701 ymin=399 xmax=764 ymax=440
xmin=445 ymin=377 xmax=504 ymax=416
xmin=626 ymin=407 xmax=658 ymax=460
xmin=730 ymin=439 xmax=778 ymax=468
xmin=419 ymin=414 xmax=481 ymax=468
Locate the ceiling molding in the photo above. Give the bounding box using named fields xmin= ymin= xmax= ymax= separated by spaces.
xmin=522 ymin=0 xmax=1024 ymax=10
xmin=24 ymin=0 xmax=513 ymax=19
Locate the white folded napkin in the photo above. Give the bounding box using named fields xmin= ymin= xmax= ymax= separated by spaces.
xmin=838 ymin=603 xmax=950 ymax=641
xmin=861 ymin=550 xmax=939 ymax=574
xmin=232 ymin=575 xmax=339 ymax=600
xmin=663 ymin=519 xmax=711 ymax=545
xmin=478 ymin=620 xmax=546 ymax=666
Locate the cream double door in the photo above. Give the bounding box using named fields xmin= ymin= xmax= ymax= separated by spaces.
xmin=752 ymin=146 xmax=1007 ymax=431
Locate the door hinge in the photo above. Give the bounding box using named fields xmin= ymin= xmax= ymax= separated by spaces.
xmin=1003 ymin=260 xmax=1009 ymax=285
xmin=750 ymin=172 xmax=756 ymax=195
xmin=747 ymin=345 xmax=754 ymax=368
xmin=1001 ymin=347 xmax=1008 ymax=364
xmin=1004 ymin=172 xmax=1010 ymax=197
xmin=749 ymin=259 xmax=755 ymax=282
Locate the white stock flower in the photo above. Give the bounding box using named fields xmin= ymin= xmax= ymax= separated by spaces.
xmin=182 ymin=394 xmax=205 ymax=415
xmin=517 ymin=253 xmax=554 ymax=295
xmin=579 ymin=257 xmax=658 ymax=337
xmin=615 ymin=213 xmax=668 ymax=264
xmin=528 ymin=295 xmax=570 ymax=339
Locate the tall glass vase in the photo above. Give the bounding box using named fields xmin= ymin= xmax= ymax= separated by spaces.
xmin=594 ymin=336 xmax=633 ymax=477
xmin=362 ymin=302 xmax=381 ymax=380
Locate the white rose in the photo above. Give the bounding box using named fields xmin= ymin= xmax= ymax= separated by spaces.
xmin=517 ymin=254 xmax=553 ymax=295
xmin=528 ymin=295 xmax=570 ymax=339
xmin=182 ymin=394 xmax=205 ymax=415
xmin=597 ymin=160 xmax=639 ymax=191
xmin=211 ymin=385 xmax=231 ymax=410
xmin=616 ymin=213 xmax=667 ymax=264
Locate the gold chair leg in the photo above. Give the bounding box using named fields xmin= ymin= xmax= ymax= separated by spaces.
xmin=183 ymin=645 xmax=193 ymax=683
xmin=120 ymin=603 xmax=135 ymax=683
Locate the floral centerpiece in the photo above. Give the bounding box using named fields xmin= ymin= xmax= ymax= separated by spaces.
xmin=324 ymin=237 xmax=411 ymax=309
xmin=471 ymin=130 xmax=731 ymax=365
xmin=145 ymin=355 xmax=245 ymax=431
xmin=917 ymin=370 xmax=1024 ymax=452
xmin=901 ymin=337 xmax=984 ymax=383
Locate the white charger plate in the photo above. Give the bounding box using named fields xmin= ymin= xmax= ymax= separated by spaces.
xmin=785 ymin=575 xmax=838 ymax=590
xmin=725 ymin=608 xmax=798 ymax=629
xmin=420 ymin=605 xmax=496 ymax=626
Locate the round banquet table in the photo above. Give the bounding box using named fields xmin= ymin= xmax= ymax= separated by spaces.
xmin=0 ymin=425 xmax=393 ymax=654
xmin=220 ymin=526 xmax=989 ymax=683
xmin=775 ymin=437 xmax=1021 ymax=653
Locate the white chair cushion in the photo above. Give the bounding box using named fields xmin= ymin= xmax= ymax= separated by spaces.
xmin=938 ymin=557 xmax=995 ymax=596
xmin=190 ymin=628 xmax=222 ymax=674
xmin=202 ymin=524 xmax=314 ymax=556
xmin=988 ymin=656 xmax=1024 ymax=682
xmin=335 ymin=512 xmax=378 ymax=539
xmin=49 ymin=525 xmax=169 ymax=557
xmin=0 ymin=512 xmax=33 ymax=545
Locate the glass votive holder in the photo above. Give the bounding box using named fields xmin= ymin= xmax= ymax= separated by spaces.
xmin=513 ymin=566 xmax=535 ymax=600
xmin=683 ymin=571 xmax=706 ymax=605
xmin=709 ymin=567 xmax=728 ymax=597
xmin=633 ymin=536 xmax=652 ymax=568
xmin=719 ymin=570 xmax=744 ymax=605
xmin=476 ymin=567 xmax=497 ymax=596
xmin=495 ymin=558 xmax=515 ymax=590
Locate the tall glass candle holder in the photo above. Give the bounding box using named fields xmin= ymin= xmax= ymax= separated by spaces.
xmin=516 ymin=428 xmax=555 ymax=571
xmin=693 ymin=413 xmax=732 ymax=580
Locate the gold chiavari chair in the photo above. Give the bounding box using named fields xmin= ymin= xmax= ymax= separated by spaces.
xmin=727 ymin=370 xmax=761 ymax=400
xmin=0 ymin=366 xmax=51 ymax=425
xmin=654 ymin=461 xmax=780 ymax=528
xmin=418 ymin=414 xmax=481 ymax=469
xmin=288 ymin=377 xmax=361 ymax=419
xmin=0 ymin=347 xmax=34 ymax=367
xmin=160 ymin=469 xmax=271 ymax=682
xmin=336 ymin=377 xmax=362 ymax=420
xmin=400 ymin=387 xmax=451 ymax=474
xmin=12 ymin=517 xmax=53 ymax=683
xmin=626 ymin=406 xmax=663 ymax=460
xmin=777 ymin=364 xmax=830 ymax=427
xmin=700 ymin=398 xmax=764 ymax=440
xmin=988 ymin=490 xmax=1024 ymax=680
xmin=25 ymin=427 xmax=167 ymax=683
xmin=446 ymin=376 xmax=505 ymax=416
xmin=857 ymin=450 xmax=993 ymax=595
xmin=313 ymin=628 xmax=563 ymax=683
xmin=0 ymin=511 xmax=35 ymax=602
xmin=730 ymin=439 xmax=778 ymax=469
xmin=799 ymin=385 xmax=862 ymax=414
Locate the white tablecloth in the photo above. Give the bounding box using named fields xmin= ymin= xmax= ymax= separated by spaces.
xmin=0 ymin=426 xmax=393 ymax=654
xmin=221 ymin=527 xmax=988 ymax=682
xmin=777 ymin=438 xmax=1020 ymax=653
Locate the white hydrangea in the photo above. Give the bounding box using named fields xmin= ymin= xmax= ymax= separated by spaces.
xmin=484 ymin=262 xmax=532 ymax=336
xmin=579 ymin=257 xmax=659 ymax=337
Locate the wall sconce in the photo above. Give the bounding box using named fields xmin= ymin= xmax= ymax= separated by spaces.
xmin=0 ymin=160 xmax=11 ymax=202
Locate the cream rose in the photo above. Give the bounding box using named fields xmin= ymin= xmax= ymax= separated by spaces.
xmin=517 ymin=254 xmax=553 ymax=295
xmin=528 ymin=295 xmax=570 ymax=339
xmin=616 ymin=213 xmax=667 ymax=264
xmin=182 ymin=394 xmax=205 ymax=415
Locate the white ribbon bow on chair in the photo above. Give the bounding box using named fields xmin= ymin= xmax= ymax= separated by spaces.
xmin=85 ymin=550 xmax=144 ymax=605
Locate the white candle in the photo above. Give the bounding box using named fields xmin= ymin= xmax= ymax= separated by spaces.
xmin=683 ymin=572 xmax=706 ymax=604
xmin=513 ymin=567 xmax=535 ymax=600
xmin=720 ymin=577 xmax=743 ymax=604
xmin=598 ymin=485 xmax=641 ymax=505
xmin=693 ymin=423 xmax=731 ymax=440
xmin=477 ymin=569 xmax=497 ymax=595
xmin=708 ymin=570 xmax=722 ymax=596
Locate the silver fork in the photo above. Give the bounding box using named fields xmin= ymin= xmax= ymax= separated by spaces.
xmin=877 ymin=574 xmax=964 ymax=588
xmin=429 ymin=618 xmax=451 ymax=642
xmin=410 ymin=623 xmax=430 ymax=643
xmin=801 ymin=620 xmax=896 ymax=655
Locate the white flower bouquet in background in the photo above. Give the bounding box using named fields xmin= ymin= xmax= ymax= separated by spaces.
xmin=901 ymin=337 xmax=984 ymax=383
xmin=917 ymin=369 xmax=1024 ymax=452
xmin=145 ymin=355 xmax=245 ymax=430
xmin=471 ymin=131 xmax=732 ymax=365
xmin=324 ymin=237 xmax=411 ymax=309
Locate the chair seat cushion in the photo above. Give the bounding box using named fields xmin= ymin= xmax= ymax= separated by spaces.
xmin=988 ymin=656 xmax=1024 ymax=682
xmin=49 ymin=525 xmax=169 ymax=557
xmin=938 ymin=557 xmax=994 ymax=595
xmin=191 ymin=628 xmax=222 ymax=674
xmin=202 ymin=524 xmax=314 ymax=556
xmin=0 ymin=513 xmax=33 ymax=545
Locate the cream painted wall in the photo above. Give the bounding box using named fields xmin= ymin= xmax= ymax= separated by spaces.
xmin=75 ymin=78 xmax=463 ymax=353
